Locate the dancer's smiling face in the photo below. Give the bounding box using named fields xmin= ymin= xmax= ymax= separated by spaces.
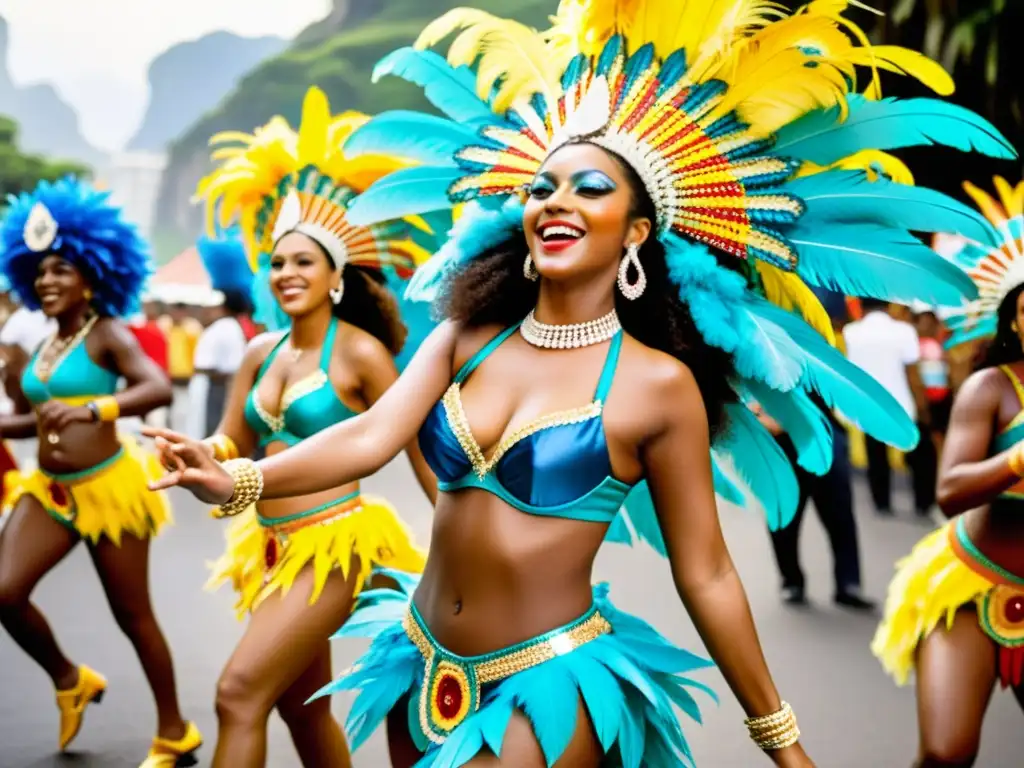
xmin=34 ymin=254 xmax=90 ymax=317
xmin=270 ymin=231 xmax=341 ymax=317
xmin=523 ymin=142 xmax=652 ymax=285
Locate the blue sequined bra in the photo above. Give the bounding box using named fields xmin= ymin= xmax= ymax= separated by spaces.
xmin=244 ymin=318 xmax=358 ymax=447
xmin=418 ymin=321 xmax=636 ymax=522
xmin=21 ymin=333 xmax=118 ymax=405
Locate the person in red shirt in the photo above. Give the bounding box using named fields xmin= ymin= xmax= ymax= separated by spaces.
xmin=129 ymin=301 xmax=169 ymax=373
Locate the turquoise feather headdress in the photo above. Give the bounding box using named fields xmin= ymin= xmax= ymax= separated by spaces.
xmin=0 ymin=176 xmax=152 ymax=318
xmin=940 ymin=177 xmax=1024 ymax=349
xmin=334 ymin=0 xmax=1014 ymax=531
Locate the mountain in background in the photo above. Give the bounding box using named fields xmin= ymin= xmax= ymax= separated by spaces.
xmin=128 ymin=30 xmax=288 ymax=152
xmin=0 ymin=15 xmax=104 ymax=167
xmin=151 ymin=0 xmax=551 ymax=261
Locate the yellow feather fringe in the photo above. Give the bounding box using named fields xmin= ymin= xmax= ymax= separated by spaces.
xmin=964 ymin=176 xmax=1024 ymax=229
xmin=206 ymin=495 xmax=426 ymax=619
xmin=1 ymin=435 xmax=171 ymax=546
xmin=871 ymin=522 xmax=994 ymax=686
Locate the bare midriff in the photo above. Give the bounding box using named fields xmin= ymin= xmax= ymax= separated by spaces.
xmin=413 ymin=488 xmax=610 ymax=656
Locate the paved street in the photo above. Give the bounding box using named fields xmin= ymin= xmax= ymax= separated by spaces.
xmin=0 ymin=444 xmax=1019 ymax=767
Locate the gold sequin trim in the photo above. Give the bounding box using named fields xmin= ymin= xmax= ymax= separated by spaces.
xmin=402 ymin=609 xmax=611 ymax=686
xmin=253 ymin=370 xmax=330 ymax=433
xmin=442 ymin=383 xmax=603 ymax=479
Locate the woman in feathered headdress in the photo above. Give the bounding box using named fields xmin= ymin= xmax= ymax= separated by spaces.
xmin=154 ymin=86 xmax=439 ymax=765
xmin=873 ymin=177 xmax=1024 ymax=765
xmin=0 ymin=177 xmax=202 ymax=766
xmin=146 ymin=1 xmax=1015 ymax=765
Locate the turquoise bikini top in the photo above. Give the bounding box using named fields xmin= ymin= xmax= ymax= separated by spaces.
xmin=21 ymin=334 xmax=119 ymax=405
xmin=243 ymin=318 xmax=358 ymax=447
xmin=418 ymin=321 xmax=637 ymax=523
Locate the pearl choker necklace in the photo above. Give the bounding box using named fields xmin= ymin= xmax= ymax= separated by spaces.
xmin=519 ymin=309 xmax=621 ymax=349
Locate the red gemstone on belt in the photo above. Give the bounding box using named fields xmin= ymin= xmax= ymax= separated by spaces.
xmin=264 ymin=537 xmax=279 ymax=570
xmin=48 ymin=481 xmax=67 ymax=507
xmin=436 ymin=675 xmax=462 ymax=720
xmin=1004 ymin=596 xmax=1024 ymax=624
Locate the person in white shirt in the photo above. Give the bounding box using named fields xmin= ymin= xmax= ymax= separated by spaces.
xmin=0 ymin=305 xmax=56 ymax=468
xmin=843 ymin=298 xmax=936 ymax=517
xmin=185 ymin=291 xmax=249 ymax=439
xmin=0 ymin=304 xmax=56 ymax=357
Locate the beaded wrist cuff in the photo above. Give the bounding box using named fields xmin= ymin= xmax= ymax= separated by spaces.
xmin=744 ymin=701 xmax=800 ymax=751
xmin=213 ymin=458 xmax=263 ymax=519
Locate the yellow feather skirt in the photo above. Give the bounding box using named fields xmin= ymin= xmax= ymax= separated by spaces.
xmin=872 ymin=521 xmax=1001 ymax=686
xmin=1 ymin=435 xmax=171 ymax=545
xmin=206 ymin=492 xmax=426 ymax=618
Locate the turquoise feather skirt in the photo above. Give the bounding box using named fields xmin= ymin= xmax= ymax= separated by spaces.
xmin=313 ymin=569 xmax=718 ymax=767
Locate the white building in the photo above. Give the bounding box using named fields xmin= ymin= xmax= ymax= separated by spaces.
xmin=98 ymin=151 xmax=168 ymax=241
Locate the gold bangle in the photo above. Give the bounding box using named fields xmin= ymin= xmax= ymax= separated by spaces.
xmin=202 ymin=434 xmax=239 ymax=462
xmin=212 ymin=458 xmax=263 ymax=519
xmin=744 ymin=701 xmax=800 ymax=752
xmin=1008 ymin=443 xmax=1024 ymax=478
xmin=93 ymin=396 xmax=120 ymax=422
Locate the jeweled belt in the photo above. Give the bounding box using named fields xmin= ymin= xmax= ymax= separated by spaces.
xmin=402 ymin=602 xmax=611 ymax=745
xmin=257 ymin=490 xmax=362 ymax=572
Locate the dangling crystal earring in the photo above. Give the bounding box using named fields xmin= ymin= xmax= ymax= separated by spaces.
xmin=523 ymin=253 xmax=539 ymax=281
xmin=330 ymin=283 xmax=344 ymax=304
xmin=617 ymin=243 xmax=646 ymax=300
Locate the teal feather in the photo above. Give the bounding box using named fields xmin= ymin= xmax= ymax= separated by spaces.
xmin=774 ymin=96 xmax=1017 ymax=166
xmin=617 ymin=481 xmax=668 ymax=555
xmin=344 ymin=111 xmax=482 ymax=165
xmin=945 ymin=315 xmax=996 ymax=348
xmin=784 ymin=170 xmax=1000 ymax=247
xmin=720 ymin=404 xmax=799 ymax=530
xmin=573 ymin=657 xmax=625 ymax=750
xmin=345 ymin=166 xmax=465 ymax=226
xmin=748 ymin=301 xmax=919 ymax=449
xmin=318 ymin=579 xmax=711 ymax=767
xmin=372 ymin=48 xmax=495 ymax=127
xmin=712 ymin=453 xmax=747 ymax=505
xmin=789 ymin=221 xmax=979 ymax=306
xmin=513 ymin=666 xmax=580 ymax=763
xmin=478 ymin=702 xmax=515 ymax=758
xmin=743 ymin=382 xmax=833 ymax=475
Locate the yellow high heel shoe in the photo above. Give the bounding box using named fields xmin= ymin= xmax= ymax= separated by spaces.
xmin=56 ymin=664 xmax=107 ymax=751
xmin=138 ymin=721 xmax=203 ymax=767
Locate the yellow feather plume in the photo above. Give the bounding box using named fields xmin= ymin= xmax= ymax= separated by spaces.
xmin=194 ymin=86 xmax=417 ymax=263
xmin=756 ymin=262 xmax=835 ymax=344
xmin=797 ymin=149 xmax=915 ymax=185
xmin=963 ymin=177 xmax=1024 ymax=228
xmin=416 ymin=8 xmax=568 ymax=111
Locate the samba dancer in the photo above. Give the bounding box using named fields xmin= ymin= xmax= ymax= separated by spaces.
xmin=186 ymin=87 xmax=438 ymax=766
xmin=148 ymin=0 xmax=1013 ymax=765
xmin=0 ymin=178 xmax=202 ymax=766
xmin=873 ymin=177 xmax=1024 ymax=767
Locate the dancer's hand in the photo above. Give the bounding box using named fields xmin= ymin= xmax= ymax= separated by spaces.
xmin=37 ymin=401 xmax=94 ymax=432
xmin=142 ymin=427 xmax=236 ymax=505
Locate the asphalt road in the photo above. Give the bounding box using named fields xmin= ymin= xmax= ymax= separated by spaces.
xmin=0 ymin=441 xmax=1019 ymax=767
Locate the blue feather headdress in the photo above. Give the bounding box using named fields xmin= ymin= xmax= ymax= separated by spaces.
xmin=939 ymin=177 xmax=1024 ymax=348
xmin=0 ymin=176 xmax=152 ymax=317
xmin=196 ymin=226 xmax=254 ymax=297
xmin=329 ymin=2 xmax=1014 ymax=531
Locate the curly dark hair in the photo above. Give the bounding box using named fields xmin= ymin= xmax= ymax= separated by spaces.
xmin=982 ymin=283 xmax=1024 ymax=369
xmin=439 ymin=145 xmax=740 ymax=437
xmin=333 ymin=263 xmax=408 ymax=356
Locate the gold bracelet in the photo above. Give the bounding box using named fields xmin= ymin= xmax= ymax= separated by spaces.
xmin=92 ymin=396 xmax=120 ymax=422
xmin=1008 ymin=443 xmax=1024 ymax=478
xmin=212 ymin=458 xmax=263 ymax=519
xmin=202 ymin=434 xmax=239 ymax=462
xmin=744 ymin=701 xmax=800 ymax=752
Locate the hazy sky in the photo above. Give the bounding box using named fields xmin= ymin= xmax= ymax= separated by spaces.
xmin=0 ymin=0 xmax=330 ymax=151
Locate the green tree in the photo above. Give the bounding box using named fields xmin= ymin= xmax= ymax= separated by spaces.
xmin=0 ymin=115 xmax=91 ymax=199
